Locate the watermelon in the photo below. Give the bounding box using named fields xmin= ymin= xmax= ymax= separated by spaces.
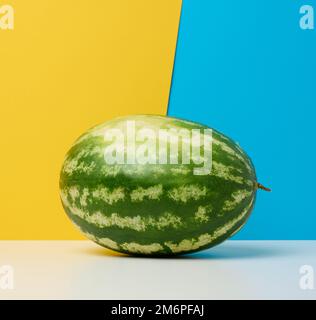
xmin=59 ymin=115 xmax=269 ymax=256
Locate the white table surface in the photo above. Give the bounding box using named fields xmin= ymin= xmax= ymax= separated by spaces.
xmin=0 ymin=240 xmax=315 ymax=300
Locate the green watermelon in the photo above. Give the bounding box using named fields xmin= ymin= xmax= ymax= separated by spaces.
xmin=59 ymin=115 xmax=269 ymax=256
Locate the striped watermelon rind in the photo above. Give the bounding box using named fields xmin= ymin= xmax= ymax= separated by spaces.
xmin=59 ymin=115 xmax=259 ymax=256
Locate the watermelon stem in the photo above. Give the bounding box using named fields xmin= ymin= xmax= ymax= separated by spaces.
xmin=257 ymin=183 xmax=271 ymax=192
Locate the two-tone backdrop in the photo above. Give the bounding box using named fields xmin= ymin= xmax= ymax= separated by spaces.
xmin=0 ymin=0 xmax=315 ymax=240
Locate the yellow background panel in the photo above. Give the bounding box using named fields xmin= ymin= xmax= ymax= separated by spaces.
xmin=0 ymin=1 xmax=181 ymax=239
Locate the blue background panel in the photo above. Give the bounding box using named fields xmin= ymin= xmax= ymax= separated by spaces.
xmin=168 ymin=0 xmax=316 ymax=239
